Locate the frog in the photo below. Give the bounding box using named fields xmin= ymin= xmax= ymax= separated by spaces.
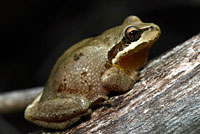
xmin=24 ymin=16 xmax=160 ymax=129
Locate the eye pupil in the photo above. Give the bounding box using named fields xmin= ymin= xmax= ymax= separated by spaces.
xmin=125 ymin=26 xmax=141 ymax=42
xmin=129 ymin=30 xmax=138 ymax=36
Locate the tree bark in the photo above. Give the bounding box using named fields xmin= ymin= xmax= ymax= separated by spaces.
xmin=0 ymin=87 xmax=42 ymax=113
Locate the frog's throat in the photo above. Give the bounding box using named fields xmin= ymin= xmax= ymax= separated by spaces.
xmin=112 ymin=37 xmax=159 ymax=71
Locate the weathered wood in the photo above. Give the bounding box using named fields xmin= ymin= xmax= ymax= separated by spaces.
xmin=0 ymin=87 xmax=42 ymax=113
xmin=36 ymin=34 xmax=200 ymax=133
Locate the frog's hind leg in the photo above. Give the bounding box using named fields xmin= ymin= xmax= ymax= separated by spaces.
xmin=24 ymin=93 xmax=91 ymax=129
xmin=32 ymin=114 xmax=81 ymax=129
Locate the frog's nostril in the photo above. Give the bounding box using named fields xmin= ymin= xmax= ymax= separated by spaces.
xmin=149 ymin=26 xmax=159 ymax=31
xmin=150 ymin=26 xmax=154 ymax=29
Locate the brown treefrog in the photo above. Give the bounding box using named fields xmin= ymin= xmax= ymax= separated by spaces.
xmin=24 ymin=16 xmax=160 ymax=129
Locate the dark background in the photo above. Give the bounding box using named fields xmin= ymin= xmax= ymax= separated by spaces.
xmin=0 ymin=0 xmax=199 ymax=133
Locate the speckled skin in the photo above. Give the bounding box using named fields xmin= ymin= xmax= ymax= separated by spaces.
xmin=24 ymin=16 xmax=160 ymax=129
xmin=41 ymin=39 xmax=110 ymax=102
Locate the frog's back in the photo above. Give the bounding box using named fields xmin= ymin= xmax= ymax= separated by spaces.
xmin=40 ymin=38 xmax=110 ymax=102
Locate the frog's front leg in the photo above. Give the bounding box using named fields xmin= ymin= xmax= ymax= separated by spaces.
xmin=101 ymin=66 xmax=138 ymax=92
xmin=24 ymin=93 xmax=91 ymax=129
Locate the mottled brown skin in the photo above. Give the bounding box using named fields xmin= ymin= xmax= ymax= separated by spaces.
xmin=25 ymin=16 xmax=160 ymax=129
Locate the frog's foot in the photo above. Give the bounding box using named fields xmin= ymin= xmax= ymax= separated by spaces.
xmin=101 ymin=66 xmax=138 ymax=92
xmin=24 ymin=94 xmax=91 ymax=129
xmin=91 ymin=95 xmax=112 ymax=105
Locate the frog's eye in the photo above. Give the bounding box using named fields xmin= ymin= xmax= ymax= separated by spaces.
xmin=125 ymin=26 xmax=141 ymax=42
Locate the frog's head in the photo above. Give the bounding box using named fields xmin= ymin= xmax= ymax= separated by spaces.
xmin=108 ymin=16 xmax=161 ymax=71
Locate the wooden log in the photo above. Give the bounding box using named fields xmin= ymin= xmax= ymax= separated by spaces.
xmin=0 ymin=87 xmax=42 ymax=113
xmin=39 ymin=34 xmax=200 ymax=134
